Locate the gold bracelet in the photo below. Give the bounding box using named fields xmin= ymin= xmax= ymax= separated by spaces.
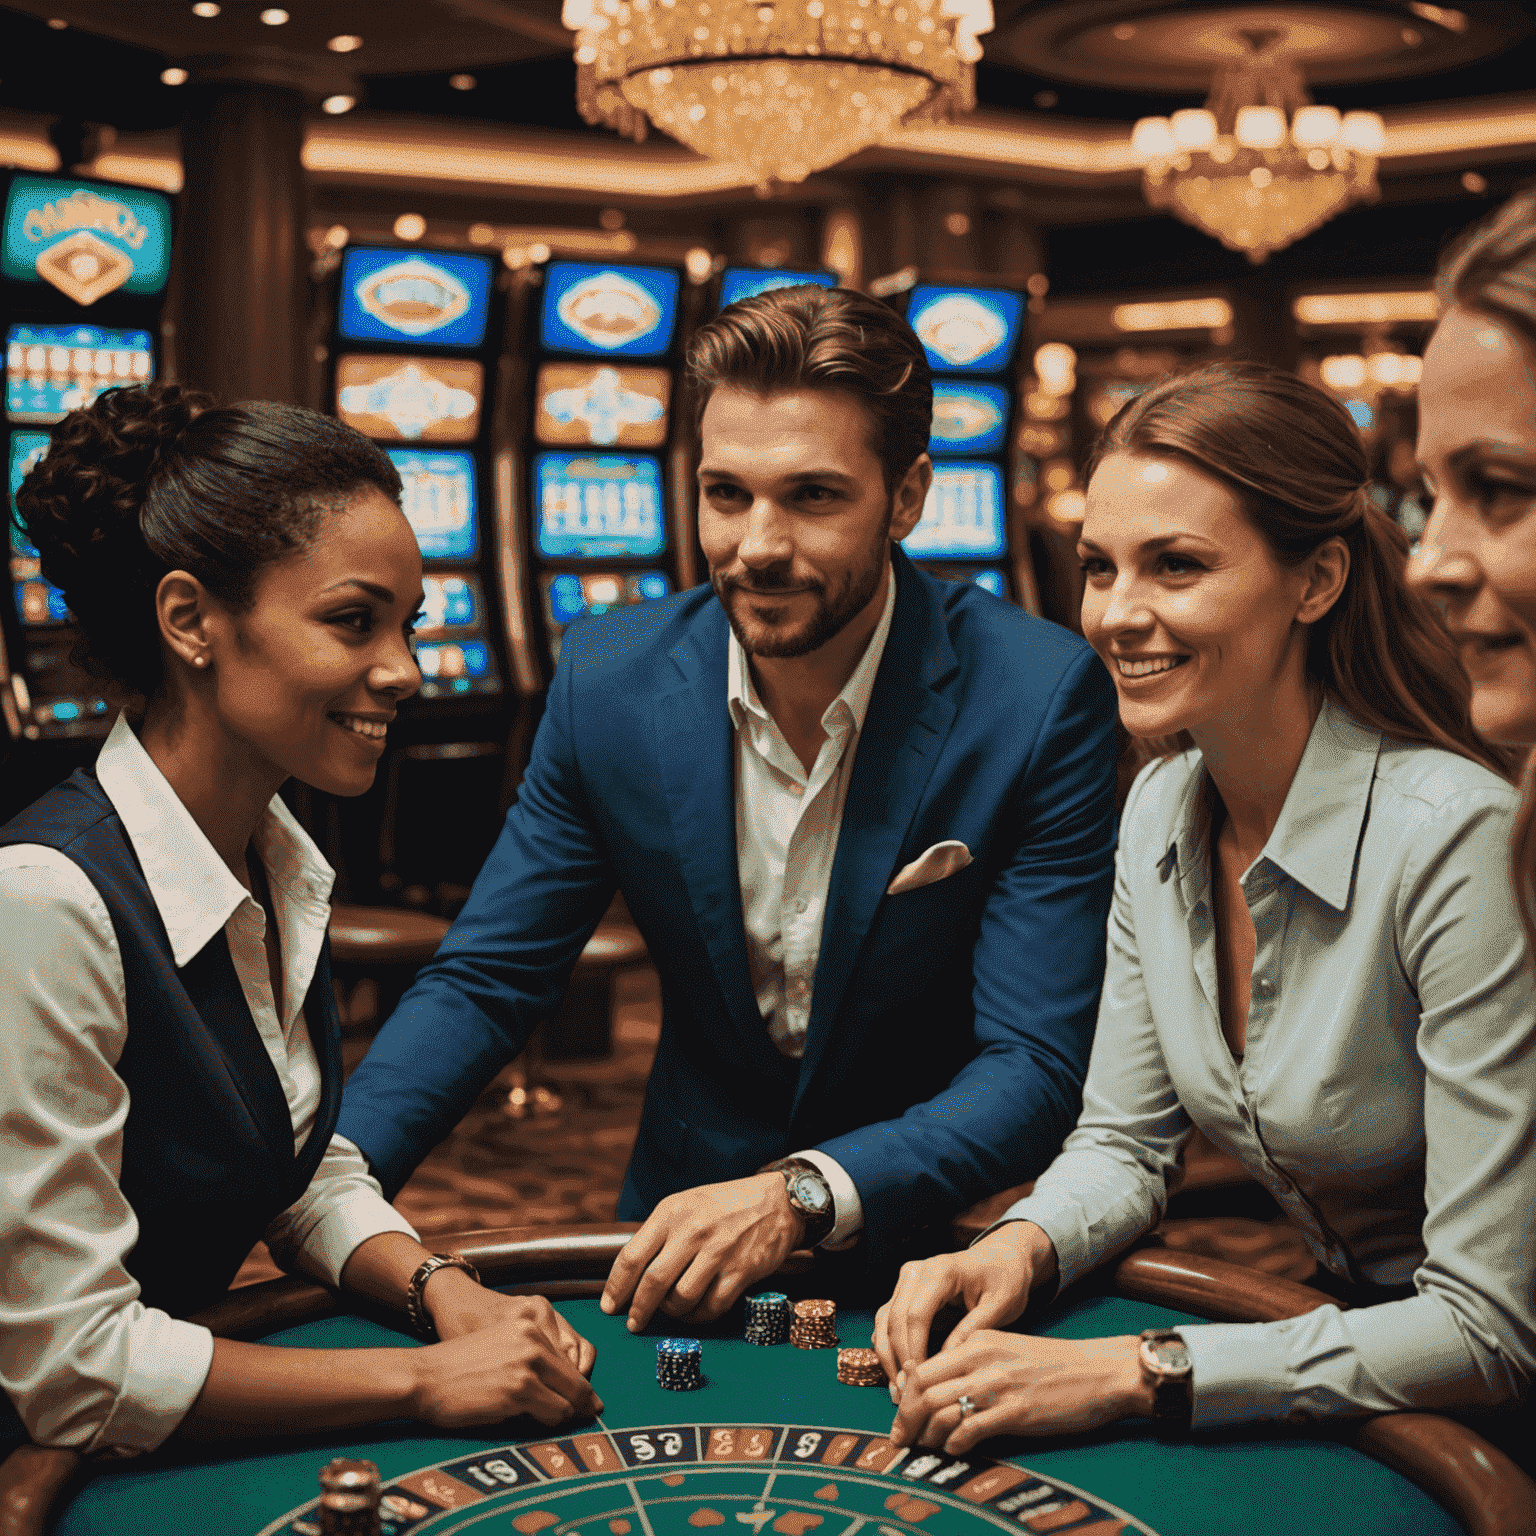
xmin=405 ymin=1253 xmax=481 ymax=1340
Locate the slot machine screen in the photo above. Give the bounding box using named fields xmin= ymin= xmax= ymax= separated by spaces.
xmin=906 ymin=285 xmax=1025 ymax=376
xmin=2 ymin=175 xmax=173 ymax=301
xmin=540 ymin=570 xmax=671 ymax=662
xmin=338 ymin=248 xmax=493 ymax=350
xmin=388 ymin=448 xmax=479 ymax=562
xmin=905 ymin=461 xmax=1006 ymax=559
xmin=8 ymin=429 xmax=68 ymax=625
xmin=925 ymin=564 xmax=1008 ymax=596
xmin=539 ymin=263 xmax=681 ymax=359
xmin=413 ymin=637 xmax=499 ymax=699
xmin=534 ymin=364 xmax=670 ymax=449
xmin=335 ymin=355 xmax=483 ymax=442
xmin=719 ymin=269 xmax=837 ymax=307
xmin=418 ymin=572 xmax=484 ymax=636
xmin=534 ymin=451 xmax=666 ymax=559
xmin=930 ymin=381 xmax=1009 ymax=457
xmin=6 ymin=324 xmax=154 ymax=424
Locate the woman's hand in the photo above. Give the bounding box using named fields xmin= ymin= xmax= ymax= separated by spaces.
xmin=426 ymin=1271 xmax=597 ymax=1378
xmin=409 ymin=1311 xmax=604 ymax=1430
xmin=889 ymin=1331 xmax=1150 ymax=1455
xmin=873 ymin=1222 xmax=1055 ymax=1393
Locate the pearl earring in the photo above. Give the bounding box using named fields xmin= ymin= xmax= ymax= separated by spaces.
xmin=193 ymin=654 xmax=208 ymax=668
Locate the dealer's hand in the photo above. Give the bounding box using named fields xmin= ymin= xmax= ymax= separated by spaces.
xmin=889 ymin=1331 xmax=1150 ymax=1455
xmin=410 ymin=1312 xmax=605 ymax=1430
xmin=601 ymin=1173 xmax=805 ymax=1331
xmin=425 ymin=1268 xmax=598 ymax=1378
xmin=873 ymin=1221 xmax=1054 ymax=1395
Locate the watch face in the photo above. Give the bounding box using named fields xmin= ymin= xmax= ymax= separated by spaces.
xmin=1148 ymin=1338 xmax=1191 ymax=1374
xmin=790 ymin=1172 xmax=831 ymax=1213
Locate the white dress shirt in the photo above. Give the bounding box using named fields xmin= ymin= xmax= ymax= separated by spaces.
xmin=729 ymin=568 xmax=896 ymax=1247
xmin=0 ymin=714 xmax=417 ymax=1455
xmin=996 ymin=700 xmax=1536 ymax=1425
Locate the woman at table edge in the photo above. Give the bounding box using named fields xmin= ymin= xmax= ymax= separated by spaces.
xmin=874 ymin=213 xmax=1536 ymax=1460
xmin=0 ymin=384 xmax=600 ymax=1460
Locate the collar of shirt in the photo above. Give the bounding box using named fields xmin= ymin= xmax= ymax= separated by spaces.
xmin=1159 ymin=696 xmax=1382 ymax=914
xmin=94 ymin=714 xmax=336 ymax=1019
xmin=726 ymin=561 xmax=898 ymax=745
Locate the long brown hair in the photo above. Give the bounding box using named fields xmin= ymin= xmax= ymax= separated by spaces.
xmin=1088 ymin=359 xmax=1510 ymax=784
xmin=1437 ymin=189 xmax=1536 ymax=950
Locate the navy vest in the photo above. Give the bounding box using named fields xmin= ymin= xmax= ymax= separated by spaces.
xmin=0 ymin=768 xmax=343 ymax=1322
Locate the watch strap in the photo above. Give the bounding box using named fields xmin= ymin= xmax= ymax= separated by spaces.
xmin=760 ymin=1157 xmax=837 ymax=1248
xmin=406 ymin=1254 xmax=482 ymax=1340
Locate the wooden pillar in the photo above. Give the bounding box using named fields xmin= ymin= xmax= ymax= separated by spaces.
xmin=176 ymin=84 xmax=308 ymax=405
xmin=924 ymin=181 xmax=981 ymax=274
xmin=987 ymin=195 xmax=1045 ymax=286
xmin=881 ymin=179 xmax=922 ymax=276
xmin=1227 ymin=269 xmax=1300 ymax=372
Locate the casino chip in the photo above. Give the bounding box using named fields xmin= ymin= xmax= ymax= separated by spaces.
xmin=789 ymin=1298 xmax=838 ymax=1349
xmin=656 ymin=1337 xmax=703 ymax=1390
xmin=316 ymin=1456 xmax=382 ymax=1535
xmin=744 ymin=1291 xmax=792 ymax=1346
xmin=835 ymin=1346 xmax=888 ymax=1387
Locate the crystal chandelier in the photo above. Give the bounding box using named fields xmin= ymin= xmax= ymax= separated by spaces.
xmin=1130 ymin=34 xmax=1386 ymax=264
xmin=561 ymin=0 xmax=993 ymax=192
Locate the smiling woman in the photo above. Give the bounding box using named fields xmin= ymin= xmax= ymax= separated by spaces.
xmin=0 ymin=383 xmax=603 ymax=1480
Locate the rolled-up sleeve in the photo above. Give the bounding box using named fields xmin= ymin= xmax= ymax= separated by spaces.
xmin=988 ymin=770 xmax=1193 ymax=1287
xmin=0 ymin=851 xmax=214 ymax=1454
xmin=262 ymin=1134 xmax=417 ymax=1287
xmin=1182 ymin=788 xmax=1536 ymax=1426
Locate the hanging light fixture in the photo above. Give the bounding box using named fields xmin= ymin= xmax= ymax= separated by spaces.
xmin=1130 ymin=32 xmax=1385 ymax=264
xmin=561 ymin=0 xmax=993 ymax=193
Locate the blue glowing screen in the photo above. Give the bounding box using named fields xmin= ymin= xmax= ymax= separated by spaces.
xmin=387 ymin=448 xmax=479 ymax=561
xmin=7 ymin=323 xmax=154 ymax=423
xmin=905 ymin=460 xmax=1006 ymax=559
xmin=906 ymin=285 xmax=1025 ymax=376
xmin=930 ymin=381 xmax=1009 ymax=456
xmin=2 ymin=175 xmax=173 ymax=298
xmin=540 ymin=263 xmax=680 ymax=359
xmin=338 ymin=248 xmax=493 ymax=349
xmin=719 ymin=269 xmax=837 ymax=308
xmin=534 ymin=452 xmax=666 ymax=559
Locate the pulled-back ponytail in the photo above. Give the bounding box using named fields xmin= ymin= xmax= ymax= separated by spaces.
xmin=1089 ymin=359 xmax=1510 ymax=782
xmin=15 ymin=382 xmax=402 ymax=700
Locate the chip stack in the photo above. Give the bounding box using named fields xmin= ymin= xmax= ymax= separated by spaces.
xmin=789 ymin=1298 xmax=839 ymax=1349
xmin=744 ymin=1291 xmax=792 ymax=1346
xmin=317 ymin=1457 xmax=382 ymax=1536
xmin=656 ymin=1337 xmax=704 ymax=1390
xmin=836 ymin=1347 xmax=889 ymax=1387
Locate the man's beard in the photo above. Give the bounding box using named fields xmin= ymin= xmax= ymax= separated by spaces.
xmin=712 ymin=522 xmax=890 ymax=660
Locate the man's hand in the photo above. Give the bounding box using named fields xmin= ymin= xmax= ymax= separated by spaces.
xmin=426 ymin=1269 xmax=597 ymax=1378
xmin=600 ymin=1173 xmax=806 ymax=1331
xmin=872 ymin=1222 xmax=1054 ymax=1396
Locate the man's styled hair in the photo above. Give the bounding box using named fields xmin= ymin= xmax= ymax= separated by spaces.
xmin=686 ymin=284 xmax=933 ymax=492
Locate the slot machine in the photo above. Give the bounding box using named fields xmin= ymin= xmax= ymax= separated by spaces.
xmin=326 ymin=243 xmax=510 ymax=903
xmin=1 ymin=171 xmax=173 ymax=812
xmin=514 ymin=259 xmax=695 ymax=679
xmin=716 ymin=266 xmax=837 ymax=309
xmin=894 ymin=281 xmax=1038 ymax=611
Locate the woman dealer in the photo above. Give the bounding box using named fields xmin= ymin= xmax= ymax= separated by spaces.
xmin=0 ymin=383 xmax=599 ymax=1457
xmin=872 ymin=360 xmax=1536 ymax=1452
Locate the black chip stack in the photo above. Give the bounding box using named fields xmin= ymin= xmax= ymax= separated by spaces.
xmin=317 ymin=1457 xmax=382 ymax=1536
xmin=656 ymin=1336 xmax=704 ymax=1390
xmin=836 ymin=1347 xmax=889 ymax=1387
xmin=789 ymin=1298 xmax=839 ymax=1349
xmin=744 ymin=1291 xmax=792 ymax=1346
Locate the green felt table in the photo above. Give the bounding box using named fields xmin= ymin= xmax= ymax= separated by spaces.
xmin=47 ymin=1291 xmax=1465 ymax=1536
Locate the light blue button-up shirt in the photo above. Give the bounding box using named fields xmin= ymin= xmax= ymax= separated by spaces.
xmin=1001 ymin=698 xmax=1536 ymax=1425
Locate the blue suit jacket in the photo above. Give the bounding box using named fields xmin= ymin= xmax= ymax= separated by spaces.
xmin=339 ymin=548 xmax=1118 ymax=1261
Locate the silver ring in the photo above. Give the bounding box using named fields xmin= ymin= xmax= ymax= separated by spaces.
xmin=956 ymin=1395 xmax=976 ymax=1419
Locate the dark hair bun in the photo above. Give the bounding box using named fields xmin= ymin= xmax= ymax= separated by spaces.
xmin=14 ymin=382 xmax=401 ymax=700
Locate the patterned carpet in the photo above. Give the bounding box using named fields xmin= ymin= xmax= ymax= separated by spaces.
xmin=234 ymin=966 xmax=1314 ymax=1287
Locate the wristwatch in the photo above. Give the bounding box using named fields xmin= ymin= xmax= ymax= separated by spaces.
xmin=1138 ymin=1328 xmax=1193 ymax=1427
xmin=760 ymin=1157 xmax=837 ymax=1248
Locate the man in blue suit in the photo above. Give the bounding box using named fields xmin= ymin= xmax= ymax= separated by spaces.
xmin=338 ymin=285 xmax=1117 ymax=1332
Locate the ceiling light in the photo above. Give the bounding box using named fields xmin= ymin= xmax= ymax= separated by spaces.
xmin=468 ymin=223 xmax=496 ymax=244
xmin=393 ymin=213 xmax=426 ymax=241
xmin=259 ymin=8 xmax=289 ymax=25
xmin=1292 ymin=291 xmax=1437 ymax=326
xmin=324 ymin=224 xmax=350 ymax=248
xmin=450 ymin=74 xmax=477 ymax=91
xmin=191 ymin=1 xmax=220 ymax=13
xmin=160 ymin=67 xmax=189 ymax=85
xmin=1113 ymin=298 xmax=1232 ymax=332
xmin=322 ymin=95 xmax=356 ymax=114
xmin=328 ymin=35 xmax=363 ymax=53
xmin=684 ymin=247 xmax=714 ymax=283
xmin=46 ymin=17 xmax=67 ymax=28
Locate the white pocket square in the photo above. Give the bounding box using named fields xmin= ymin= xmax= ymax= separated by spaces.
xmin=886 ymin=839 xmax=973 ymax=896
